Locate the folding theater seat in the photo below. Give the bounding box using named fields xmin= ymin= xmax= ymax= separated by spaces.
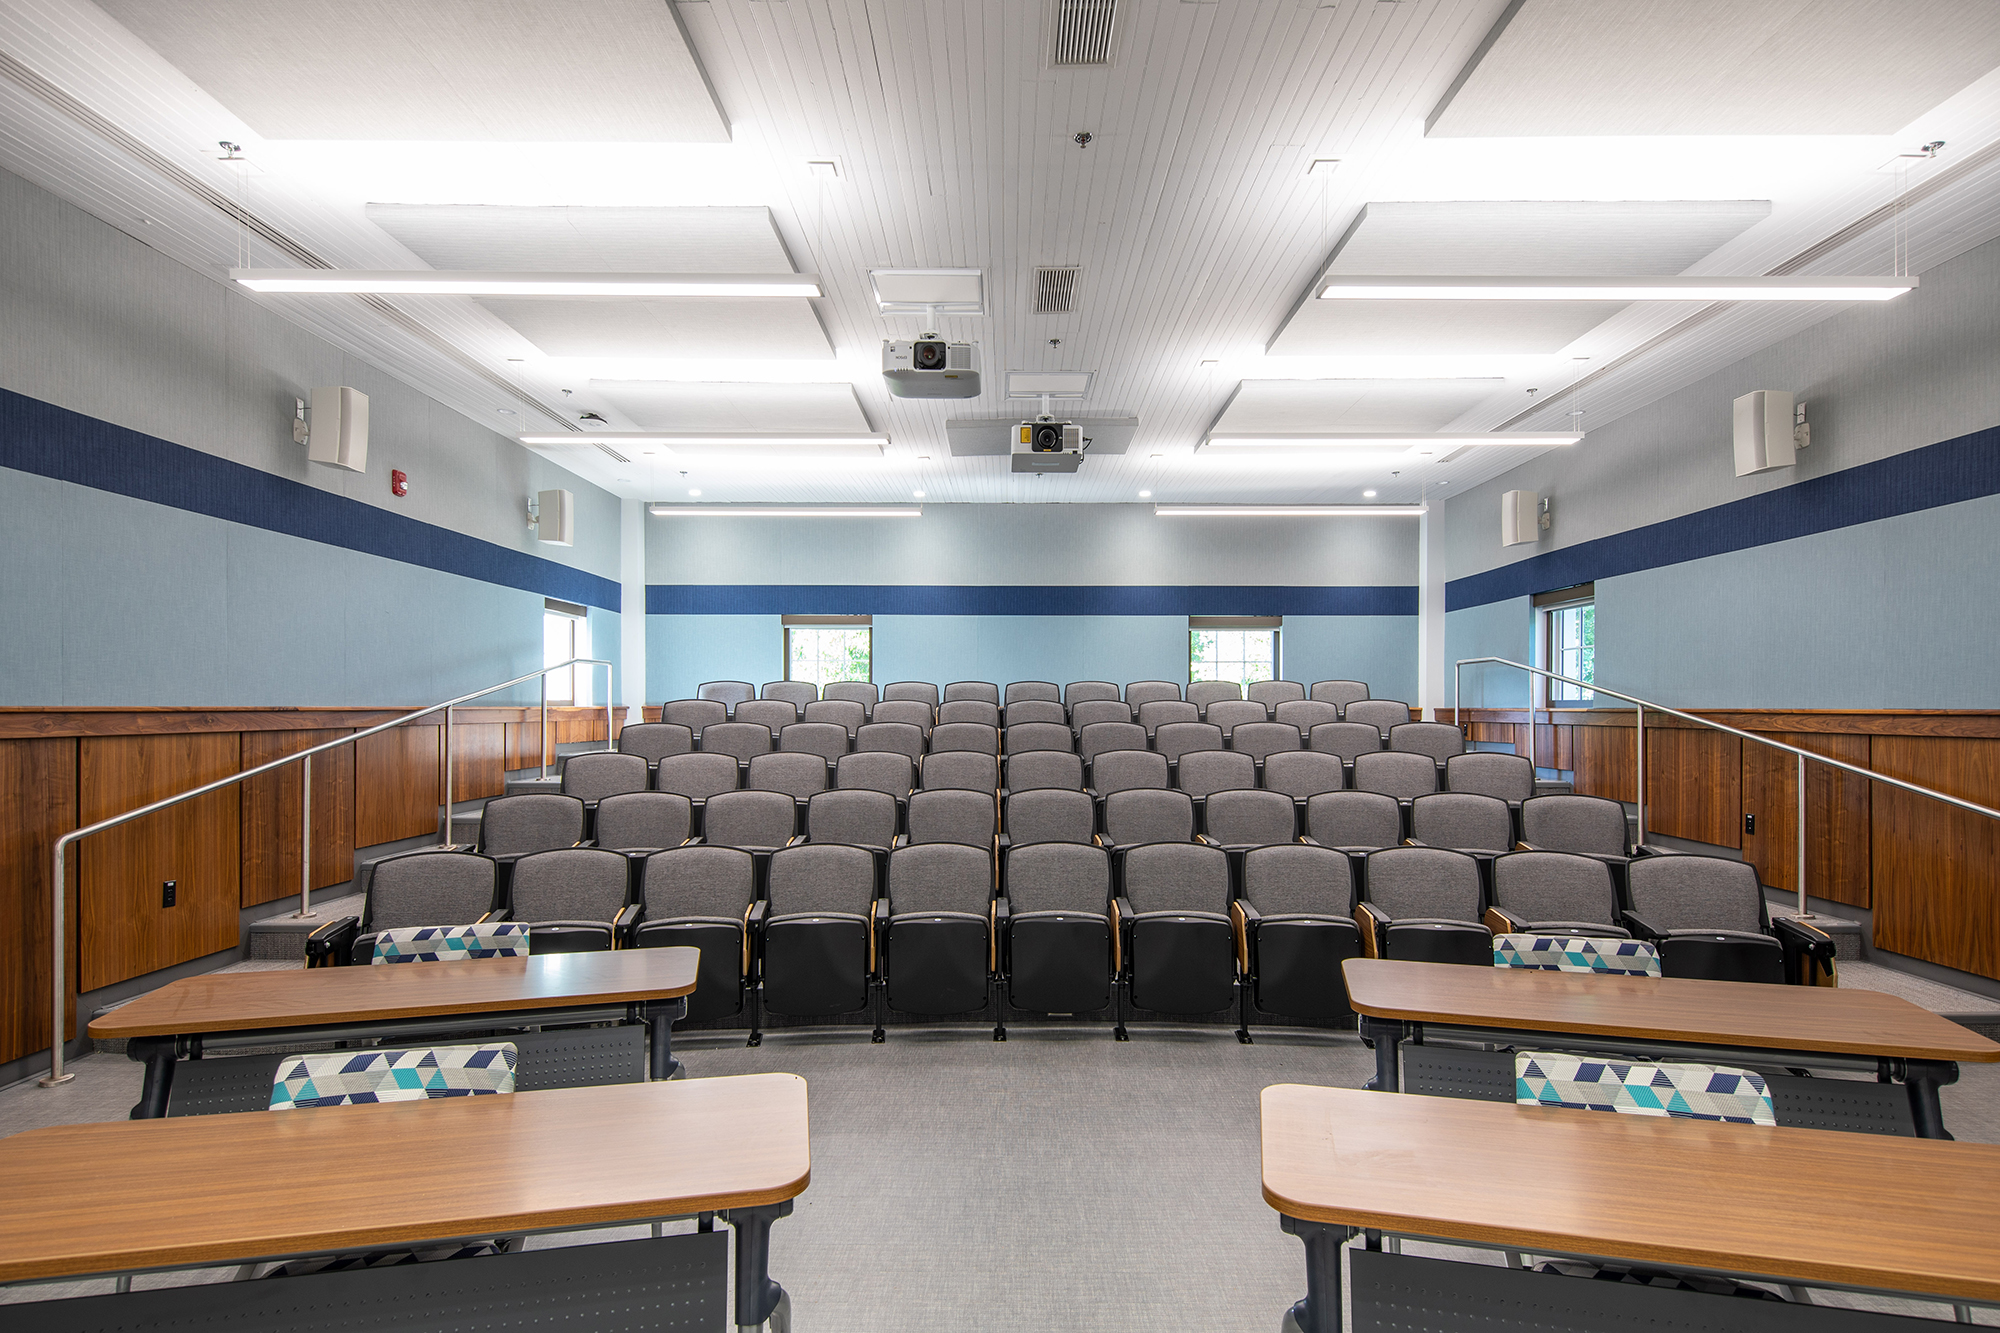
xmin=805 ymin=789 xmax=899 ymax=856
xmin=872 ymin=699 xmax=935 ymax=734
xmin=1247 ymin=679 xmax=1306 ymax=715
xmin=758 ymin=843 xmax=878 ymax=1032
xmin=306 ymin=851 xmax=502 ymax=967
xmin=1100 ymin=788 xmax=1195 ymax=856
xmin=1004 ymin=721 xmax=1075 ymax=755
xmin=1387 ymin=720 xmax=1465 ymax=773
xmin=1204 ymin=699 xmax=1268 ymax=737
xmin=1064 ymin=681 xmax=1121 ymax=708
xmin=1200 ymin=789 xmax=1301 ymax=888
xmin=1356 ymin=846 xmax=1491 ymax=966
xmin=1623 ymin=854 xmax=1836 ymax=985
xmin=1233 ymin=843 xmax=1363 ymax=1035
xmin=779 ymin=720 xmax=851 ymax=766
xmin=1187 ymin=680 xmax=1241 ymax=718
xmin=856 ymin=721 xmax=926 ymax=767
xmin=1445 ymin=751 xmax=1537 ymax=840
xmin=881 ymin=681 xmax=940 ymax=711
xmin=1004 ymin=681 xmax=1061 ymax=705
xmin=822 ymin=681 xmax=879 ymax=717
xmin=944 ymin=681 xmax=1000 ymax=705
xmin=1137 ymin=700 xmax=1199 ymax=737
xmin=834 ymin=752 xmax=916 ymax=826
xmin=1078 ymin=720 xmax=1147 ymax=772
xmin=1114 ymin=842 xmax=1234 ymax=1035
xmin=505 ymin=847 xmax=637 ymax=953
xmin=662 ymin=699 xmax=728 ymax=736
xmin=560 ymin=751 xmax=649 ymax=838
xmin=1522 ymin=793 xmax=1634 ymax=859
xmin=634 ymin=845 xmax=759 ymax=1024
xmin=1001 ymin=842 xmax=1114 ymax=1017
xmin=587 ymin=791 xmax=694 ymax=895
xmin=733 ymin=699 xmax=799 ymax=734
xmin=1003 ymin=701 xmax=1067 ymax=729
xmin=1230 ymin=721 xmax=1301 ymax=767
xmin=1352 ymin=750 xmax=1441 ymax=804
xmin=804 ymin=699 xmax=867 ymax=737
xmin=1406 ymin=791 xmax=1515 ymax=889
xmin=1154 ymin=721 xmax=1224 ymax=775
xmin=1174 ymin=749 xmax=1256 ymax=830
xmin=1485 ymin=850 xmax=1629 ymax=940
xmin=1344 ymin=699 xmax=1412 ymax=737
xmin=1260 ymin=752 xmax=1345 ymax=816
xmin=880 ymin=842 xmax=996 ymax=1027
xmin=1273 ymin=699 xmax=1339 ymax=734
xmin=920 ymin=750 xmax=1000 ymax=794
xmin=930 ymin=722 xmax=1000 ymax=756
xmin=1308 ymin=721 xmax=1385 ymax=784
xmin=617 ymin=721 xmax=694 ymax=771
xmin=1302 ymin=790 xmax=1403 ymax=874
xmin=1006 ymin=749 xmax=1086 ymax=794
xmin=938 ymin=700 xmax=1001 ymax=727
xmin=744 ymin=752 xmax=829 ymax=819
xmin=1002 ymin=787 xmax=1097 ymax=850
xmin=700 ymin=789 xmax=803 ymax=891
xmin=1309 ymin=680 xmax=1370 ymax=710
xmin=699 ymin=721 xmax=774 ymax=770
xmin=760 ymin=680 xmax=818 ymax=711
xmin=698 ymin=681 xmax=755 ymax=715
xmin=906 ymin=788 xmax=998 ymax=852
xmin=476 ymin=794 xmax=584 ymax=876
xmin=1124 ymin=680 xmax=1182 ymax=712
xmin=1069 ymin=699 xmax=1133 ymax=733
xmin=653 ymin=753 xmax=742 ymax=835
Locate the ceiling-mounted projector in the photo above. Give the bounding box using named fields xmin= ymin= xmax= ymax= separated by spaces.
xmin=883 ymin=337 xmax=981 ymax=398
xmin=1010 ymin=416 xmax=1085 ymax=473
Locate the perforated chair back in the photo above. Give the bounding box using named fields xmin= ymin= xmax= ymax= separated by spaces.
xmin=698 ymin=722 xmax=773 ymax=765
xmin=1522 ymin=795 xmax=1630 ymax=857
xmin=1231 ymin=721 xmax=1302 ymax=763
xmin=1103 ymin=788 xmax=1195 ymax=846
xmin=1078 ymin=721 xmax=1148 ymax=768
xmin=938 ymin=700 xmax=1000 ymax=727
xmin=805 ymin=789 xmax=898 ymax=851
xmin=1203 ymin=790 xmax=1297 ymax=849
xmin=662 ymin=699 xmax=728 ymax=734
xmin=745 ymin=751 xmax=830 ymax=799
xmin=1175 ymin=750 xmax=1256 ymax=800
xmin=929 ymin=722 xmax=1000 ymax=755
xmin=1137 ymin=700 xmax=1200 ymax=737
xmin=1004 ymin=681 xmax=1061 ymax=705
xmin=1089 ymin=749 xmax=1167 ymax=795
xmin=699 ymin=681 xmax=755 ymax=710
xmin=872 ymin=700 xmax=935 ymax=733
xmin=271 ymin=1045 xmax=516 ymax=1109
xmin=1305 ymin=791 xmax=1402 ymax=850
xmin=1516 ymin=1052 xmax=1774 ymax=1125
xmin=372 ymin=923 xmax=529 ymax=964
xmin=1065 ymin=681 xmax=1121 ymax=707
xmin=856 ymin=721 xmax=926 ymax=764
xmin=1261 ymin=751 xmax=1345 ymax=801
xmin=592 ymin=792 xmax=693 ymax=851
xmin=1188 ymin=680 xmax=1243 ymax=712
xmin=835 ymin=751 xmax=915 ymax=800
xmin=1205 ymin=699 xmax=1269 ymax=735
xmin=1154 ymin=721 xmax=1224 ymax=765
xmin=761 ymin=680 xmax=818 ymax=710
xmin=510 ymin=847 xmax=630 ymax=926
xmin=922 ymin=750 xmax=1000 ymax=793
xmin=767 ymin=843 xmax=875 ymax=918
xmin=1409 ymin=792 xmax=1513 ymax=854
xmin=734 ymin=699 xmax=799 ymax=733
xmin=1070 ymin=699 xmax=1134 ymax=732
xmin=618 ymin=722 xmax=694 ymax=764
xmin=653 ymin=752 xmax=741 ymax=802
xmin=1005 ymin=722 xmax=1075 ymax=754
xmin=944 ymin=681 xmax=1000 ymax=704
xmin=803 ymin=699 xmax=867 ymax=736
xmin=641 ymin=844 xmax=754 ymax=921
xmin=1273 ymin=700 xmax=1340 ymax=733
xmin=889 ymin=843 xmax=989 ymax=915
xmin=1389 ymin=721 xmax=1466 ymax=763
xmin=1309 ymin=721 xmax=1385 ymax=763
xmin=1004 ymin=788 xmax=1096 ymax=845
xmin=1243 ymin=844 xmax=1354 ymax=918
xmin=700 ymin=790 xmax=798 ymax=851
xmin=822 ymin=681 xmax=880 ymax=713
xmin=778 ymin=721 xmax=851 ymax=764
xmin=1352 ymin=750 xmax=1441 ymax=801
xmin=1125 ymin=680 xmax=1182 ymax=710
xmin=1492 ymin=852 xmax=1621 ymax=933
xmin=561 ymin=752 xmax=650 ymax=804
xmin=1310 ymin=680 xmax=1370 ymax=709
xmin=882 ymin=681 xmax=941 ymax=709
xmin=907 ymin=788 xmax=997 ymax=847
xmin=1003 ymin=700 xmax=1066 ymax=727
xmin=367 ymin=853 xmax=497 ymax=932
xmin=1625 ymin=855 xmax=1767 ymax=934
xmin=1248 ymin=680 xmax=1306 ymax=710
xmin=1364 ymin=846 xmax=1483 ymax=923
xmin=1006 ymin=842 xmax=1109 ymax=915
xmin=1005 ymin=749 xmax=1085 ymax=793
xmin=478 ymin=795 xmax=583 ymax=856
xmin=1346 ymin=699 xmax=1412 ymax=736
xmin=1447 ymin=752 xmax=1536 ymax=803
xmin=1123 ymin=842 xmax=1229 ymax=916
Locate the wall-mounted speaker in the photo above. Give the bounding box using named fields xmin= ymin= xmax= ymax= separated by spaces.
xmin=307 ymin=386 xmax=368 ymax=472
xmin=1501 ymin=489 xmax=1539 ymax=547
xmin=535 ymin=488 xmax=575 ymax=547
xmin=1733 ymin=389 xmax=1796 ymax=476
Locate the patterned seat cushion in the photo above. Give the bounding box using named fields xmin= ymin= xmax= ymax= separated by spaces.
xmin=372 ymin=922 xmax=528 ymax=963
xmin=1494 ymin=934 xmax=1660 ymax=977
xmin=270 ymin=1044 xmax=518 ymax=1109
xmin=1516 ymin=1051 xmax=1774 ymax=1125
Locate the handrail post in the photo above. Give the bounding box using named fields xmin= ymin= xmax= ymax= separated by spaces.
xmin=1453 ymin=661 xmax=1462 ymax=740
xmin=1796 ymin=751 xmax=1811 ymax=919
xmin=39 ymin=836 xmax=72 ymax=1086
xmin=293 ymin=754 xmax=315 ymax=919
xmin=440 ymin=705 xmax=454 ymax=848
xmin=1634 ymin=704 xmax=1646 ymax=848
xmin=540 ymin=674 xmax=550 ymax=779
xmin=604 ymin=663 xmax=616 ymax=753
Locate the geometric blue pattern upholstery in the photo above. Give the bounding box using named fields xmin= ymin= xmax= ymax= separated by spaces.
xmin=371 ymin=922 xmax=529 ymax=963
xmin=269 ymin=1044 xmax=518 ymax=1109
xmin=1493 ymin=934 xmax=1660 ymax=977
xmin=1516 ymin=1051 xmax=1774 ymax=1125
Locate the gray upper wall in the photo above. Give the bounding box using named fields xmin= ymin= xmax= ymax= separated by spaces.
xmin=647 ymin=503 xmax=1418 ymax=587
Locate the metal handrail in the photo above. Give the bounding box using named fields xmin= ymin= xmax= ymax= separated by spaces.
xmin=1453 ymin=656 xmax=2000 ymax=924
xmin=39 ymin=658 xmax=615 ymax=1088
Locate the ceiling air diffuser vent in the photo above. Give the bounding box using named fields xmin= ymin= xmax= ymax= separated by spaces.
xmin=1050 ymin=0 xmax=1115 ymax=66
xmin=1034 ymin=267 xmax=1080 ymax=313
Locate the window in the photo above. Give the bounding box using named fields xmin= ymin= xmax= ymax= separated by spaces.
xmin=1189 ymin=616 xmax=1280 ymax=691
xmin=543 ymin=599 xmax=590 ymax=705
xmin=1535 ymin=585 xmax=1594 ymax=704
xmin=784 ymin=615 xmax=872 ymax=686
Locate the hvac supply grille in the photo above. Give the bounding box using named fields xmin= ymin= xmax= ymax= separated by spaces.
xmin=1034 ymin=267 xmax=1080 ymax=312
xmin=1050 ymin=0 xmax=1116 ymax=65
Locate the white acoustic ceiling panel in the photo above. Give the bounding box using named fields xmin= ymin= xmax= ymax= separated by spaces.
xmin=1269 ymin=199 xmax=1770 ymax=355
xmin=1429 ymin=0 xmax=2000 ymax=137
xmin=97 ymin=0 xmax=730 ymax=140
xmin=366 ymin=205 xmax=795 ymax=273
xmin=1212 ymin=379 xmax=1505 ymax=434
xmin=592 ymin=382 xmax=871 ymax=433
xmin=495 ymin=300 xmax=832 ymax=359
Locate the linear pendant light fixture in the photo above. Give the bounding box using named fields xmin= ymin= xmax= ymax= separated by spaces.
xmin=1203 ymin=431 xmax=1581 ymax=449
xmin=234 ymin=270 xmax=823 ymax=297
xmin=521 ymin=432 xmax=886 ymax=456
xmin=650 ymin=505 xmax=922 ymax=518
xmin=1316 ymin=275 xmax=1914 ymax=302
xmin=1154 ymin=504 xmax=1426 ymax=517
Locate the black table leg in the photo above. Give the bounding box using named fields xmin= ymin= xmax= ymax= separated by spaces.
xmin=721 ymin=1200 xmax=793 ymax=1331
xmin=1280 ymin=1215 xmax=1352 ymax=1333
xmin=127 ymin=1036 xmax=178 ymax=1119
xmin=648 ymin=998 xmax=686 ymax=1081
xmin=1359 ymin=1016 xmax=1403 ymax=1092
xmin=1905 ymin=1060 xmax=1959 ymax=1140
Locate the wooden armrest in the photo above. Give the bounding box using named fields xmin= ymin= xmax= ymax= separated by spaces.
xmin=1483 ymin=906 xmax=1524 ymax=935
xmin=1230 ymin=899 xmax=1251 ymax=974
xmin=1110 ymin=896 xmax=1122 ymax=973
xmin=1355 ymin=901 xmax=1387 ymax=958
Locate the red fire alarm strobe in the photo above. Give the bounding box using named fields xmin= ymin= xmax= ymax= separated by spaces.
xmin=390 ymin=469 xmax=408 ymax=497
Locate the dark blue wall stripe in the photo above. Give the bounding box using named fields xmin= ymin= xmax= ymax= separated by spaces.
xmin=1446 ymin=423 xmax=2000 ymax=612
xmin=0 ymin=387 xmax=620 ymax=612
xmin=647 ymin=584 xmax=1416 ymax=617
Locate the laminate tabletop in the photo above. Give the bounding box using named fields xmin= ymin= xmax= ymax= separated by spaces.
xmin=0 ymin=1074 xmax=809 ymax=1283
xmin=1342 ymin=957 xmax=2000 ymax=1062
xmin=87 ymin=949 xmax=701 ymax=1040
xmin=1261 ymin=1083 xmax=2000 ymax=1303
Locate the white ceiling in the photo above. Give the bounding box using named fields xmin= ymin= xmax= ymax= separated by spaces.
xmin=1 ymin=0 xmax=1998 ymax=507
xmin=1211 ymin=378 xmax=1506 ymax=434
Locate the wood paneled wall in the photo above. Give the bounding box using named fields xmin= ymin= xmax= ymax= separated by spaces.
xmin=241 ymin=729 xmax=355 ymax=910
xmin=0 ymin=739 xmax=76 ymax=1070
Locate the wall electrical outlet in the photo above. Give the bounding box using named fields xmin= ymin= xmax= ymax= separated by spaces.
xmin=162 ymin=879 xmax=178 ymax=908
xmin=1744 ymin=813 xmax=1756 ymax=835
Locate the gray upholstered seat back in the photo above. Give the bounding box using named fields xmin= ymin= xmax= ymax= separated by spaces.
xmin=872 ymin=700 xmax=935 ymax=733
xmin=921 ymin=750 xmax=1000 ymax=792
xmin=745 ymin=752 xmax=829 ymax=799
xmin=592 ymin=792 xmax=693 ymax=850
xmin=479 ymin=795 xmax=584 ymax=856
xmin=1365 ymin=847 xmax=1482 ymax=923
xmin=1004 ymin=788 xmax=1096 ymax=845
xmin=1248 ymin=680 xmax=1306 ymax=709
xmin=906 ymin=788 xmax=996 ymax=846
xmin=1309 ymin=722 xmax=1385 ymax=763
xmin=767 ymin=844 xmax=874 ymax=917
xmin=1004 ymin=681 xmax=1061 ymax=705
xmin=510 ymin=848 xmax=628 ymax=924
xmin=1078 ymin=721 xmax=1148 ymax=767
xmin=1103 ymin=789 xmax=1194 ymax=845
xmin=1006 ymin=749 xmax=1085 ymax=792
xmin=734 ymin=699 xmax=798 ymax=733
xmin=1273 ymin=700 xmax=1340 ymax=733
xmin=1626 ymin=856 xmax=1765 ymax=934
xmin=1231 ymin=722 xmax=1302 ymax=763
xmin=835 ymin=751 xmax=915 ymax=798
xmin=653 ymin=752 xmax=741 ymax=801
xmin=1175 ymin=750 xmax=1256 ymax=799
xmin=369 ymin=853 xmax=496 ymax=931
xmin=761 ymin=680 xmax=818 ymax=710
xmin=1310 ymin=680 xmax=1370 ymax=709
xmin=856 ymin=722 xmax=925 ymax=763
xmin=822 ymin=681 xmax=879 ymax=712
xmin=889 ymin=842 xmax=989 ymax=916
xmin=1003 ymin=700 xmax=1067 ymax=727
xmin=618 ymin=722 xmax=694 ymax=763
xmin=1447 ymin=752 xmax=1536 ymax=803
xmin=805 ymin=789 xmax=898 ymax=850
xmin=1005 ymin=722 xmax=1075 ymax=754
xmin=1137 ymin=700 xmax=1200 ymax=735
xmin=1346 ymin=700 xmax=1413 ymax=736
xmin=1005 ymin=843 xmax=1109 ymax=914
xmin=1069 ymin=700 xmax=1134 ymax=732
xmin=937 ymin=700 xmax=1000 ymax=727
xmin=1123 ymin=842 xmax=1229 ymax=916
xmin=699 ymin=722 xmax=773 ymax=764
xmin=1089 ymin=749 xmax=1167 ymax=795
xmin=1125 ymin=680 xmax=1182 ymax=709
xmin=1389 ymin=721 xmax=1466 ymax=763
xmin=803 ymin=699 xmax=867 ymax=735
xmin=881 ymin=681 xmax=940 ymax=709
xmin=1305 ymin=791 xmax=1401 ymax=849
xmin=1409 ymin=793 xmax=1513 ymax=853
xmin=1205 ymin=700 xmax=1268 ymax=735
xmin=1352 ymin=751 xmax=1440 ymax=801
xmin=699 ymin=681 xmax=755 ymax=708
xmin=779 ymin=721 xmax=851 ymax=763
xmin=1522 ymin=795 xmax=1629 ymax=857
xmin=642 ymin=845 xmax=753 ymax=921
xmin=561 ymin=752 xmax=650 ymax=803
xmin=929 ymin=722 xmax=1000 ymax=755
xmin=1154 ymin=721 xmax=1224 ymax=764
xmin=1244 ymin=844 xmax=1354 ymax=918
xmin=1493 ymin=852 xmax=1618 ymax=927
xmin=662 ymin=699 xmax=728 ymax=734
xmin=701 ymin=790 xmax=798 ymax=850
xmin=944 ymin=681 xmax=1000 ymax=704
xmin=1261 ymin=751 xmax=1345 ymax=800
xmin=1065 ymin=681 xmax=1121 ymax=706
xmin=1203 ymin=790 xmax=1297 ymax=847
xmin=1188 ymin=680 xmax=1243 ymax=711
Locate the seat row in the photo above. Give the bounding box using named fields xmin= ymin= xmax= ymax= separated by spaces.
xmin=690 ymin=677 xmax=1377 ymax=718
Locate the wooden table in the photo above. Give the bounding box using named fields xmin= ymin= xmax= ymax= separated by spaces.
xmin=89 ymin=949 xmax=700 ymax=1118
xmin=1262 ymin=1083 xmax=2000 ymax=1333
xmin=1343 ymin=957 xmax=2000 ymax=1138
xmin=0 ymin=1075 xmax=809 ymax=1331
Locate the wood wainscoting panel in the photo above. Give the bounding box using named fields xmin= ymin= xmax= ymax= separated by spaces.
xmin=449 ymin=722 xmax=507 ymax=802
xmin=1644 ymin=726 xmax=1741 ymax=849
xmin=79 ymin=734 xmax=241 ymax=992
xmin=240 ymin=730 xmax=355 ymax=909
xmin=0 ymin=739 xmax=78 ymax=1066
xmin=1574 ymin=723 xmax=1636 ymax=804
xmin=353 ymin=724 xmax=439 ymax=848
xmin=1872 ymin=736 xmax=2000 ymax=981
xmin=1741 ymin=732 xmax=1871 ymax=908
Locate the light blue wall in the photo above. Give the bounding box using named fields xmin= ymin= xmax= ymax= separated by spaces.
xmin=649 ymin=614 xmax=781 ymax=697
xmin=1442 ymin=597 xmax=1532 ymax=708
xmin=1280 ymin=617 xmax=1418 ymax=703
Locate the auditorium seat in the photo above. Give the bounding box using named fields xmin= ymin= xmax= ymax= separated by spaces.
xmin=921 ymin=750 xmax=1000 ymax=794
xmin=1003 ymin=700 xmax=1067 ymax=728
xmin=1352 ymin=750 xmax=1440 ymax=803
xmin=1187 ymin=680 xmax=1242 ymax=717
xmin=822 ymin=681 xmax=880 ymax=717
xmin=652 ymin=754 xmax=743 ymax=832
xmin=1001 ymin=842 xmax=1114 ymax=1016
xmin=938 ymin=700 xmax=1000 ymax=727
xmin=701 ymin=789 xmax=804 ymax=888
xmin=478 ymin=794 xmax=584 ymax=861
xmin=634 ymin=845 xmax=760 ymax=1023
xmin=699 ymin=680 xmax=756 ymax=714
xmin=745 ymin=751 xmax=829 ymax=805
xmin=699 ymin=720 xmax=775 ymax=768
xmin=1005 ymin=721 xmax=1075 ymax=754
xmin=805 ymin=789 xmax=899 ymax=856
xmin=1069 ymin=699 xmax=1134 ymax=733
xmin=1406 ymin=792 xmax=1514 ymax=886
xmin=734 ymin=698 xmax=799 ymax=734
xmin=1088 ymin=749 xmax=1168 ymax=798
xmin=1308 ymin=721 xmax=1385 ymax=775
xmin=591 ymin=792 xmax=695 ymax=895
xmin=930 ymin=722 xmax=1000 ymax=756
xmin=944 ymin=681 xmax=1000 ymax=704
xmin=779 ymin=720 xmax=851 ymax=765
xmin=307 ymin=850 xmax=501 ymax=967
xmin=1345 ymin=699 xmax=1413 ymax=737
xmin=804 ymin=698 xmax=866 ymax=737
xmin=1310 ymin=680 xmax=1370 ymax=710
xmin=1004 ymin=681 xmax=1061 ymax=705
xmin=906 ymin=788 xmax=997 ymax=854
xmin=1247 ymin=680 xmax=1306 ymax=714
xmin=1445 ymin=751 xmax=1536 ymax=805
xmin=872 ymin=699 xmax=935 ymax=733
xmin=1078 ymin=720 xmax=1147 ymax=770
xmin=761 ymin=680 xmax=818 ymax=711
xmin=836 ymin=750 xmax=916 ymax=799
xmin=881 ymin=843 xmax=995 ymax=1022
xmin=505 ymin=848 xmax=636 ymax=953
xmin=1200 ymin=788 xmax=1301 ymax=890
xmin=1154 ymin=721 xmax=1224 ymax=770
xmin=1116 ymin=842 xmax=1234 ymax=1028
xmin=1003 ymin=788 xmax=1097 ymax=847
xmin=1273 ymin=699 xmax=1339 ymax=733
xmin=662 ymin=698 xmax=728 ymax=736
xmin=1204 ymin=699 xmax=1267 ymax=737
xmin=1358 ymin=846 xmax=1491 ymax=966
xmin=1065 ymin=681 xmax=1121 ymax=708
xmin=1303 ymin=791 xmax=1403 ymax=872
xmin=1623 ymin=855 xmax=1835 ymax=985
xmin=1124 ymin=680 xmax=1182 ymax=712
xmin=856 ymin=721 xmax=926 ymax=766
xmin=760 ymin=843 xmax=877 ymax=1025
xmin=1230 ymin=721 xmax=1302 ymax=765
xmin=1388 ymin=721 xmax=1466 ymax=772
xmin=882 ymin=681 xmax=941 ymax=711
xmin=1233 ymin=844 xmax=1362 ymax=1032
xmin=1521 ymin=793 xmax=1632 ymax=859
xmin=560 ymin=752 xmax=650 ymax=836
xmin=1260 ymin=751 xmax=1345 ymax=807
xmin=1101 ymin=789 xmax=1196 ymax=864
xmin=617 ymin=721 xmax=694 ymax=769
xmin=1174 ymin=750 xmax=1258 ymax=823
xmin=1137 ymin=699 xmax=1199 ymax=737
xmin=1485 ymin=850 xmax=1628 ymax=939
xmin=1005 ymin=749 xmax=1085 ymax=794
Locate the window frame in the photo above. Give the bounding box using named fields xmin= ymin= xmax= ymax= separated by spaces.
xmin=542 ymin=598 xmax=589 ymax=706
xmin=1187 ymin=615 xmax=1282 ymax=691
xmin=1533 ymin=584 xmax=1595 ymax=706
xmin=782 ymin=614 xmax=873 ymax=686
